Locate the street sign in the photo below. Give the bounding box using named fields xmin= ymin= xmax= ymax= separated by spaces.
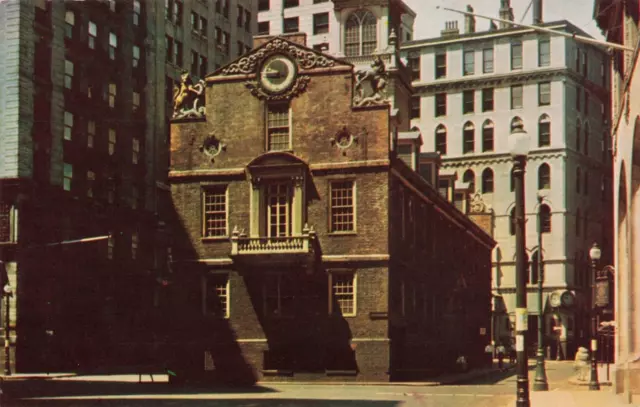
xmin=595 ymin=280 xmax=610 ymax=307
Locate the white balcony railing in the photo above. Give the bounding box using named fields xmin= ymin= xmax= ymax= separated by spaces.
xmin=230 ymin=224 xmax=316 ymax=256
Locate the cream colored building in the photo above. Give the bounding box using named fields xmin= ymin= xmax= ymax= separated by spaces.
xmin=403 ymin=7 xmax=612 ymax=358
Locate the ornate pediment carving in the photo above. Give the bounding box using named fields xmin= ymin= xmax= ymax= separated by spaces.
xmin=245 ymin=75 xmax=311 ymax=101
xmin=220 ymin=38 xmax=340 ymax=76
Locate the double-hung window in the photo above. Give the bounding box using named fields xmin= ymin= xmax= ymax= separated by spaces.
xmin=64 ymin=111 xmax=73 ymax=141
xmin=435 ymin=50 xmax=446 ymax=79
xmin=435 ymin=93 xmax=446 ymax=117
xmin=482 ymin=88 xmax=494 ymax=112
xmin=463 ymin=50 xmax=474 ymax=75
xmin=511 ymin=40 xmax=522 ymax=69
xmin=88 ymin=21 xmax=97 ymax=49
xmin=511 ymin=85 xmax=523 ymax=109
xmin=538 ymin=38 xmax=550 ymax=67
xmin=538 ymin=82 xmax=551 ymax=106
xmin=482 ymin=47 xmax=494 ymax=73
xmin=203 ymin=186 xmax=228 ymax=238
xmin=267 ymin=102 xmax=291 ymax=151
xmin=330 ymin=180 xmax=355 ymax=233
xmin=330 ymin=272 xmax=356 ymax=316
xmin=266 ymin=183 xmax=292 ymax=237
xmin=203 ymin=274 xmax=229 ymax=317
xmin=64 ymin=60 xmax=74 ymax=89
xmin=264 ymin=273 xmax=294 ymax=317
xmin=108 ymin=32 xmax=118 ymax=60
xmin=463 ymin=90 xmax=474 ymax=114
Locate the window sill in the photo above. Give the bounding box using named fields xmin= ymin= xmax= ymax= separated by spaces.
xmin=328 ymin=232 xmax=357 ymax=236
xmin=202 ymin=236 xmax=229 ymax=241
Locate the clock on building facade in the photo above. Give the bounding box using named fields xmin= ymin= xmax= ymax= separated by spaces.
xmin=259 ymin=55 xmax=297 ymax=94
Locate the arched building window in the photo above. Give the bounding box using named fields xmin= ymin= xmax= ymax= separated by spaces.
xmin=510 ymin=168 xmax=515 ymax=192
xmin=482 ymin=168 xmax=494 ymax=193
xmin=576 ymin=208 xmax=581 ymax=236
xmin=344 ymin=9 xmax=377 ymax=57
xmin=482 ymin=120 xmax=494 ymax=152
xmin=463 ymin=169 xmax=475 ymax=193
xmin=435 ymin=125 xmax=447 ymax=155
xmin=463 ymin=122 xmax=475 ymax=154
xmin=576 ymin=119 xmax=582 ymax=151
xmin=584 ymin=123 xmax=590 ymax=155
xmin=538 ymin=163 xmax=550 ymax=189
xmin=538 ymin=114 xmax=550 ymax=147
xmin=540 ymin=204 xmax=551 ymax=233
xmin=576 ymin=167 xmax=581 ymax=194
xmin=530 ymin=249 xmax=541 ymax=284
xmin=584 ymin=170 xmax=589 ymax=195
xmin=511 ymin=116 xmax=523 ymax=133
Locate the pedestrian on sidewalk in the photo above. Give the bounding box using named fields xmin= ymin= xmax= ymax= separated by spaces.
xmin=497 ymin=343 xmax=506 ymax=371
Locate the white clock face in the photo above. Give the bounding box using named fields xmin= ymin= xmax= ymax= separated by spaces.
xmin=260 ymin=55 xmax=296 ymax=94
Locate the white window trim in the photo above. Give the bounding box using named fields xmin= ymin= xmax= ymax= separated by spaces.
xmin=202 ymin=273 xmax=230 ymax=318
xmin=265 ymin=103 xmax=293 ymax=152
xmin=201 ymin=185 xmax=229 ymax=239
xmin=329 ymin=179 xmax=357 ymax=234
xmin=329 ymin=271 xmax=357 ymax=317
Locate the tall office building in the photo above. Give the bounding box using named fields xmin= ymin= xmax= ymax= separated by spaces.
xmin=402 ymin=0 xmax=613 ymax=359
xmin=0 ymin=0 xmax=255 ymax=373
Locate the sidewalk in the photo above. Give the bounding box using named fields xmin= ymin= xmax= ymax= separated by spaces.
xmin=508 ymin=389 xmax=640 ymax=407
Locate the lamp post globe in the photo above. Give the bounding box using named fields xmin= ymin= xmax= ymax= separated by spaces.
xmin=589 ymin=242 xmax=601 ymax=262
xmin=511 ymin=122 xmax=531 ymax=407
xmin=509 ymin=122 xmax=531 ymax=158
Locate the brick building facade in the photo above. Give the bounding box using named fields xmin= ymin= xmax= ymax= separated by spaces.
xmin=166 ymin=34 xmax=495 ymax=383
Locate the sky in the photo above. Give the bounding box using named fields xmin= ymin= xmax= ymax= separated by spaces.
xmin=402 ymin=0 xmax=604 ymax=41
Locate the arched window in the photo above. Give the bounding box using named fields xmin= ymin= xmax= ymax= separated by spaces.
xmin=482 ymin=120 xmax=494 ymax=152
xmin=463 ymin=169 xmax=475 ymax=193
xmin=584 ymin=123 xmax=590 ymax=155
xmin=511 ymin=116 xmax=523 ymax=133
xmin=576 ymin=167 xmax=581 ymax=194
xmin=584 ymin=170 xmax=589 ymax=195
xmin=539 ymin=204 xmax=551 ymax=233
xmin=509 ymin=208 xmax=516 ymax=236
xmin=344 ymin=9 xmax=377 ymax=57
xmin=435 ymin=125 xmax=447 ymax=155
xmin=530 ymin=249 xmax=541 ymax=284
xmin=538 ymin=163 xmax=551 ymax=189
xmin=576 ymin=208 xmax=581 ymax=236
xmin=538 ymin=114 xmax=551 ymax=147
xmin=463 ymin=122 xmax=475 ymax=154
xmin=584 ymin=210 xmax=589 ymax=238
xmin=576 ymin=119 xmax=582 ymax=151
xmin=482 ymin=168 xmax=494 ymax=193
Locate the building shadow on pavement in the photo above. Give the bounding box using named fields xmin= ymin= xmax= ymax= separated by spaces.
xmin=8 ymin=396 xmax=403 ymax=407
xmin=3 ymin=379 xmax=278 ymax=401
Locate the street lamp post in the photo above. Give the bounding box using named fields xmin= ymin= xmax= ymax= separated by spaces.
xmin=589 ymin=242 xmax=601 ymax=391
xmin=533 ymin=193 xmax=548 ymax=391
xmin=509 ymin=122 xmax=531 ymax=407
xmin=3 ymin=283 xmax=11 ymax=376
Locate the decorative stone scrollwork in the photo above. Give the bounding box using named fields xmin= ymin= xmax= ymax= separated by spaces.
xmin=469 ymin=192 xmax=487 ymax=214
xmin=353 ymin=56 xmax=389 ymax=107
xmin=330 ymin=127 xmax=358 ymax=155
xmin=172 ymin=71 xmax=206 ymax=119
xmin=199 ymin=132 xmax=226 ymax=163
xmin=245 ymin=75 xmax=311 ymax=101
xmin=221 ymin=38 xmax=335 ymax=76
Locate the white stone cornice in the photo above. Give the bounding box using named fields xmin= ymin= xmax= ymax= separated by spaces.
xmin=413 ymin=68 xmax=569 ymax=95
xmin=440 ymin=149 xmax=566 ymax=168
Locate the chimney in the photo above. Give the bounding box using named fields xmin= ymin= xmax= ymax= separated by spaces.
xmin=465 ymin=5 xmax=476 ymax=34
xmin=440 ymin=21 xmax=460 ymax=38
xmin=498 ymin=0 xmax=514 ymax=29
xmin=533 ymin=0 xmax=543 ymax=25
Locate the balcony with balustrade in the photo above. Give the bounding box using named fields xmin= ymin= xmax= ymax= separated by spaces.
xmin=230 ymin=224 xmax=316 ymax=264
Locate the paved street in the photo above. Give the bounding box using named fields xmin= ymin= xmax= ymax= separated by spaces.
xmin=2 ymin=361 xmax=609 ymax=407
